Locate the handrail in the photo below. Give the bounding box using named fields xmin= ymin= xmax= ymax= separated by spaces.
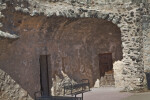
xmin=63 ymin=78 xmax=90 ymax=100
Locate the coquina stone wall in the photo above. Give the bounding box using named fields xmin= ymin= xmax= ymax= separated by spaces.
xmin=143 ymin=3 xmax=150 ymax=72
xmin=0 ymin=3 xmax=18 ymax=39
xmin=0 ymin=0 xmax=150 ymax=98
xmin=13 ymin=0 xmax=146 ymax=90
xmin=0 ymin=69 xmax=32 ymax=100
xmin=0 ymin=11 xmax=122 ymax=97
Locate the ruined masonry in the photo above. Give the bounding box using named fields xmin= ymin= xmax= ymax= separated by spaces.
xmin=0 ymin=0 xmax=150 ymax=100
xmin=0 ymin=69 xmax=33 ymax=100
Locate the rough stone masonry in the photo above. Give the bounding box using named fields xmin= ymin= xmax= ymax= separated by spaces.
xmin=0 ymin=69 xmax=32 ymax=100
xmin=0 ymin=0 xmax=150 ymax=99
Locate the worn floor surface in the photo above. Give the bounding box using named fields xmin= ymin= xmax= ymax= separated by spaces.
xmin=81 ymin=87 xmax=150 ymax=100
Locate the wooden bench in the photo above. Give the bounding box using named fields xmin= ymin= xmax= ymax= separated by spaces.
xmin=63 ymin=79 xmax=90 ymax=100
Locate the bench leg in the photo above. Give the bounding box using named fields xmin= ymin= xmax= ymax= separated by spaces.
xmin=82 ymin=93 xmax=83 ymax=100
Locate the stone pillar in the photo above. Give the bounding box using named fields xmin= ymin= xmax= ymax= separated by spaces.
xmin=143 ymin=15 xmax=150 ymax=72
xmin=120 ymin=7 xmax=144 ymax=91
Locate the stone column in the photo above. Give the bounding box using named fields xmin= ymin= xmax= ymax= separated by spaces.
xmin=120 ymin=7 xmax=144 ymax=91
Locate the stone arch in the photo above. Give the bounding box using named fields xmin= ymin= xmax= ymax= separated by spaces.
xmin=0 ymin=1 xmax=145 ymax=97
xmin=44 ymin=8 xmax=124 ymax=87
xmin=41 ymin=7 xmax=144 ymax=90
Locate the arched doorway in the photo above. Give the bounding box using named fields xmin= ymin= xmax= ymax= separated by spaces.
xmin=47 ymin=17 xmax=123 ymax=88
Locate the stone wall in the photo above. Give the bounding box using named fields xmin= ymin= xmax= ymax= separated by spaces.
xmin=0 ymin=69 xmax=32 ymax=100
xmin=113 ymin=61 xmax=125 ymax=88
xmin=0 ymin=6 xmax=122 ymax=96
xmin=26 ymin=0 xmax=150 ymax=5
xmin=143 ymin=19 xmax=150 ymax=72
xmin=10 ymin=0 xmax=148 ymax=5
xmin=143 ymin=3 xmax=150 ymax=72
xmin=22 ymin=0 xmax=146 ymax=91
xmin=0 ymin=0 xmax=149 ymax=98
xmin=0 ymin=3 xmax=18 ymax=39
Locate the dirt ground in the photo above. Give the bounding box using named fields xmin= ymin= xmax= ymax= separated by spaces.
xmin=82 ymin=87 xmax=150 ymax=100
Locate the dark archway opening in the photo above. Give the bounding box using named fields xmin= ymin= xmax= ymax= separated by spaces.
xmin=39 ymin=55 xmax=50 ymax=97
xmin=99 ymin=53 xmax=114 ymax=86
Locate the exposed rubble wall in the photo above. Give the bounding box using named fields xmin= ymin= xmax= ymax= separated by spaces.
xmin=143 ymin=3 xmax=150 ymax=72
xmin=0 ymin=3 xmax=19 ymax=39
xmin=0 ymin=5 xmax=122 ymax=97
xmin=14 ymin=0 xmax=145 ymax=90
xmin=113 ymin=61 xmax=125 ymax=88
xmin=0 ymin=0 xmax=149 ymax=98
xmin=0 ymin=69 xmax=32 ymax=100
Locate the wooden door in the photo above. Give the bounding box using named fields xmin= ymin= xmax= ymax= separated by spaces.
xmin=39 ymin=55 xmax=51 ymax=96
xmin=99 ymin=53 xmax=113 ymax=78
